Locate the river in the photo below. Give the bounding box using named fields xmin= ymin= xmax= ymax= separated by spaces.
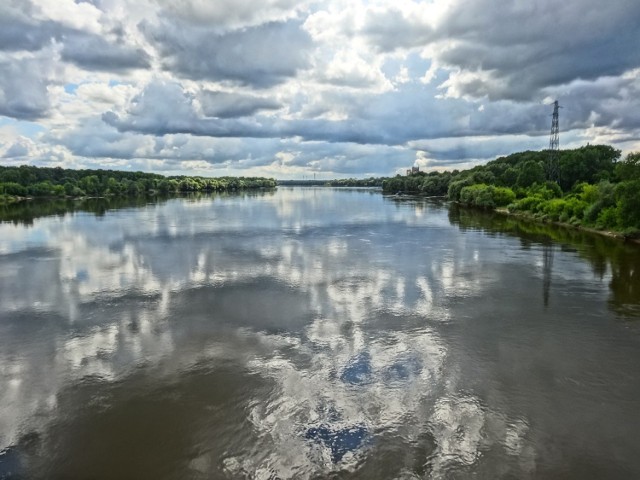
xmin=1 ymin=187 xmax=639 ymax=479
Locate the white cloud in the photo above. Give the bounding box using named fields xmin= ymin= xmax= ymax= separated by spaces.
xmin=318 ymin=49 xmax=392 ymax=90
xmin=34 ymin=0 xmax=103 ymax=33
xmin=0 ymin=0 xmax=639 ymax=177
xmin=154 ymin=0 xmax=311 ymax=31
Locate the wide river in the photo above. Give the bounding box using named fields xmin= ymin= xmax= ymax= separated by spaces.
xmin=1 ymin=187 xmax=639 ymax=479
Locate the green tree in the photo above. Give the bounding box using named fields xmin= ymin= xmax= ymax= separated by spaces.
xmin=616 ymin=180 xmax=640 ymax=230
xmin=616 ymin=152 xmax=640 ymax=181
xmin=516 ymin=161 xmax=545 ymax=188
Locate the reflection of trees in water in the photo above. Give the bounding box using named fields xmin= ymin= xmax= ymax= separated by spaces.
xmin=0 ymin=190 xmax=276 ymax=226
xmin=448 ymin=204 xmax=640 ymax=318
xmin=0 ymin=196 xmax=165 ymax=226
xmin=542 ymin=242 xmax=554 ymax=308
xmin=609 ymin=252 xmax=640 ymax=316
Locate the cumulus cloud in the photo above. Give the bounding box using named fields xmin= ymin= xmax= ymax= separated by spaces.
xmin=154 ymin=0 xmax=309 ymax=30
xmin=0 ymin=134 xmax=73 ymax=167
xmin=61 ymin=32 xmax=151 ymax=72
xmin=360 ymin=3 xmax=435 ymax=52
xmin=317 ymin=0 xmax=640 ymax=104
xmin=390 ymin=0 xmax=640 ymax=101
xmin=0 ymin=56 xmax=56 ymax=120
xmin=3 ymin=139 xmax=31 ymax=158
xmin=103 ymin=76 xmax=627 ymax=153
xmin=316 ymin=49 xmax=392 ymax=90
xmin=142 ymin=18 xmax=313 ymax=87
xmin=0 ymin=15 xmax=60 ymax=52
xmin=200 ymin=91 xmax=281 ymax=118
xmin=1 ymin=0 xmax=640 ymax=177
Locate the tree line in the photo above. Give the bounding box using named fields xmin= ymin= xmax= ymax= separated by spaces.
xmin=0 ymin=165 xmax=276 ymax=204
xmin=382 ymin=145 xmax=640 ymax=235
xmin=276 ymin=177 xmax=385 ymax=187
xmin=324 ymin=177 xmax=385 ymax=187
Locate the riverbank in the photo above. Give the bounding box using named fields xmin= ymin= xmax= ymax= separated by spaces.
xmin=0 ymin=194 xmax=20 ymax=205
xmin=387 ymin=190 xmax=640 ymax=245
xmin=493 ymin=206 xmax=640 ymax=244
xmin=0 ymin=187 xmax=278 ymax=206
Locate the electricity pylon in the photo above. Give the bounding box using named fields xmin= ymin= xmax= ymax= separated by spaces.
xmin=546 ymin=100 xmax=561 ymax=183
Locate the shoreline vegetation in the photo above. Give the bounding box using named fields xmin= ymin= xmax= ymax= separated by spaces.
xmin=0 ymin=166 xmax=277 ymax=205
xmin=382 ymin=145 xmax=640 ymax=241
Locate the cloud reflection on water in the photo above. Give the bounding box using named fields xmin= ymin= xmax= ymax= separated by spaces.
xmin=0 ymin=189 xmax=635 ymax=478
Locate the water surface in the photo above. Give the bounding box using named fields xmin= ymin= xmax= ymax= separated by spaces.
xmin=1 ymin=188 xmax=639 ymax=479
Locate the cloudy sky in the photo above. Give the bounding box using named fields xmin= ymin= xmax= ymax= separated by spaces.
xmin=1 ymin=0 xmax=639 ymax=179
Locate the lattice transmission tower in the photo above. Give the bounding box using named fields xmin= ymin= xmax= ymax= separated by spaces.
xmin=546 ymin=100 xmax=561 ymax=183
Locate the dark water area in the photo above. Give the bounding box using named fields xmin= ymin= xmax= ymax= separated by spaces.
xmin=1 ymin=188 xmax=639 ymax=479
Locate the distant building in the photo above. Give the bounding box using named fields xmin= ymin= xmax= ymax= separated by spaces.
xmin=406 ymin=166 xmax=420 ymax=176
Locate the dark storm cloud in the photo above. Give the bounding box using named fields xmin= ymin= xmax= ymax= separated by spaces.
xmin=200 ymin=91 xmax=281 ymax=118
xmin=142 ymin=19 xmax=313 ymax=87
xmin=61 ymin=32 xmax=151 ymax=72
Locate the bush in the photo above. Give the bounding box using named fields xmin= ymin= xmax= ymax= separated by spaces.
xmin=492 ymin=187 xmax=516 ymax=206
xmin=583 ymin=201 xmax=602 ymax=225
xmin=460 ymin=184 xmax=495 ymax=208
xmin=509 ymin=196 xmax=544 ymax=213
xmin=1 ymin=182 xmax=27 ymax=196
xmin=527 ymin=182 xmax=562 ymax=200
xmin=459 ymin=184 xmax=516 ymax=209
xmin=615 ymin=180 xmax=640 ymax=229
xmin=576 ymin=183 xmax=599 ymax=203
xmin=542 ymin=198 xmax=567 ymax=221
xmin=448 ymin=177 xmax=474 ymax=201
xmin=565 ymin=197 xmax=588 ymax=219
xmin=596 ymin=206 xmax=618 ymax=229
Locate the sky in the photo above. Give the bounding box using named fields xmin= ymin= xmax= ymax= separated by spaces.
xmin=1 ymin=0 xmax=639 ymax=179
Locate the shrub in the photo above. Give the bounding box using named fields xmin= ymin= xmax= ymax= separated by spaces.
xmin=596 ymin=206 xmax=618 ymax=229
xmin=492 ymin=187 xmax=516 ymax=207
xmin=460 ymin=184 xmax=494 ymax=208
xmin=564 ymin=196 xmax=588 ymax=219
xmin=615 ymin=180 xmax=640 ymax=229
xmin=0 ymin=182 xmax=27 ymax=196
xmin=448 ymin=177 xmax=475 ymax=202
xmin=509 ymin=196 xmax=544 ymax=213
xmin=583 ymin=201 xmax=602 ymax=225
xmin=542 ymin=199 xmax=567 ymax=221
xmin=576 ymin=183 xmax=599 ymax=203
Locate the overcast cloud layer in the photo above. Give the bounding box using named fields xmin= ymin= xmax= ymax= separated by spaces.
xmin=1 ymin=0 xmax=640 ymax=178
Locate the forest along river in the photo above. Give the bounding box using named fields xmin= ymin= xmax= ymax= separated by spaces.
xmin=1 ymin=187 xmax=639 ymax=479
